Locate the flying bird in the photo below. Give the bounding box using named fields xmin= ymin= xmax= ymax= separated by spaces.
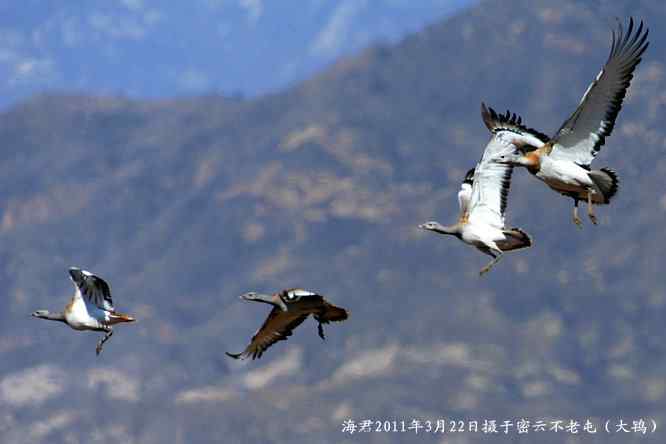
xmin=496 ymin=18 xmax=648 ymax=226
xmin=226 ymin=288 xmax=348 ymax=360
xmin=419 ymin=107 xmax=532 ymax=275
xmin=32 ymin=267 xmax=136 ymax=355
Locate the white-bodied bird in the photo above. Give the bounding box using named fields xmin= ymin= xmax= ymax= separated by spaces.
xmin=32 ymin=267 xmax=136 ymax=355
xmin=496 ymin=18 xmax=648 ymax=226
xmin=419 ymin=106 xmax=532 ymax=275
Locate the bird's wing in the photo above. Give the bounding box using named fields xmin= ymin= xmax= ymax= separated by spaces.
xmin=457 ymin=183 xmax=472 ymax=223
xmin=282 ymin=288 xmax=321 ymax=303
xmin=469 ymin=106 xmax=533 ymax=228
xmin=69 ymin=267 xmax=114 ymax=312
xmin=457 ymin=168 xmax=475 ymax=222
xmin=467 ymin=139 xmax=514 ymax=228
xmin=550 ymin=18 xmax=649 ymax=166
xmin=481 ymin=103 xmax=549 ymax=150
xmin=226 ymin=307 xmax=309 ymax=360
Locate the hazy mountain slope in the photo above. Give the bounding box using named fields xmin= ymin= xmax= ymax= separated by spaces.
xmin=0 ymin=0 xmax=665 ymax=443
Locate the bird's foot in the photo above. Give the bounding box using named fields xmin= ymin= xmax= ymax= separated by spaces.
xmin=573 ymin=215 xmax=583 ymax=228
xmin=317 ymin=323 xmax=326 ymax=341
xmin=586 ymin=192 xmax=597 ymax=225
xmin=96 ymin=329 xmax=113 ymax=356
xmin=479 ymin=253 xmax=501 ymax=276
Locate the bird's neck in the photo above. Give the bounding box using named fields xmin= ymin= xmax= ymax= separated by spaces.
xmin=435 ymin=224 xmax=461 ymax=236
xmin=39 ymin=312 xmax=66 ymax=323
xmin=253 ymin=293 xmax=275 ymax=304
xmin=524 ymin=151 xmax=542 ymax=174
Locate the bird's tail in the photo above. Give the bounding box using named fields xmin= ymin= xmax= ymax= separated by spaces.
xmin=109 ymin=312 xmax=136 ymax=324
xmin=589 ymin=168 xmax=619 ymax=204
xmin=318 ymin=303 xmax=349 ymax=324
xmin=497 ymin=228 xmax=532 ymax=252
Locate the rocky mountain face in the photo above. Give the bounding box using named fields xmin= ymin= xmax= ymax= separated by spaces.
xmin=0 ymin=0 xmax=665 ymax=443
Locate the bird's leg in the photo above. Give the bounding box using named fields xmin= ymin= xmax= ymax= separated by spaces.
xmin=572 ymin=199 xmax=582 ymax=228
xmin=479 ymin=249 xmax=503 ymax=276
xmin=317 ymin=322 xmax=326 ymax=341
xmin=587 ymin=190 xmax=598 ymax=225
xmin=96 ymin=327 xmax=114 ymax=356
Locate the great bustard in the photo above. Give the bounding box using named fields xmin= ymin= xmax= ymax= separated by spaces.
xmin=226 ymin=288 xmax=348 ymax=360
xmin=32 ymin=267 xmax=135 ymax=355
xmin=419 ymin=106 xmax=532 ymax=276
xmin=496 ymin=18 xmax=648 ymax=226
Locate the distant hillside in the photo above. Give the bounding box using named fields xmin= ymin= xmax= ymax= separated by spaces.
xmin=0 ymin=0 xmax=665 ymax=443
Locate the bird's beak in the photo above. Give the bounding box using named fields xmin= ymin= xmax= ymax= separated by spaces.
xmin=417 ymin=223 xmax=426 ymax=230
xmin=240 ymin=292 xmax=261 ymax=302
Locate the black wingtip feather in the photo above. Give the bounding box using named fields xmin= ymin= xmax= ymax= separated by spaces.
xmin=225 ymin=352 xmax=243 ymax=360
xmin=499 ymin=166 xmax=513 ymax=217
xmin=463 ymin=167 xmax=475 ymax=185
xmin=589 ymin=17 xmax=649 ymax=153
xmin=480 ymin=103 xmax=549 ymax=143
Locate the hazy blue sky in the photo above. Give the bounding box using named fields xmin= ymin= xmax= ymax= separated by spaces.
xmin=0 ymin=0 xmax=474 ymax=108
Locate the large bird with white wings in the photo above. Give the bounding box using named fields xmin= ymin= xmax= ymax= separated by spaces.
xmin=419 ymin=106 xmax=532 ymax=275
xmin=496 ymin=18 xmax=648 ymax=226
xmin=32 ymin=267 xmax=135 ymax=355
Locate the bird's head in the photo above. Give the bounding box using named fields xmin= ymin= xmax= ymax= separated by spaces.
xmin=31 ymin=310 xmax=49 ymax=319
xmin=240 ymin=291 xmax=258 ymax=302
xmin=240 ymin=291 xmax=288 ymax=312
xmin=418 ymin=221 xmax=445 ymax=232
xmin=418 ymin=221 xmax=457 ymax=236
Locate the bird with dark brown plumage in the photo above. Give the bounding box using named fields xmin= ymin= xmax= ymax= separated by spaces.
xmin=226 ymin=288 xmax=348 ymax=360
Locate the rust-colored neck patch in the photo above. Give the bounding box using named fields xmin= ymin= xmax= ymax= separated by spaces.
xmin=525 ymin=151 xmax=542 ymax=175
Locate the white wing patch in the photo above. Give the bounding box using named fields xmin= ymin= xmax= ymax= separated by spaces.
xmin=468 ymin=133 xmax=517 ymax=228
xmin=289 ymin=289 xmax=316 ymax=298
xmin=457 ymin=182 xmax=472 ymax=219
